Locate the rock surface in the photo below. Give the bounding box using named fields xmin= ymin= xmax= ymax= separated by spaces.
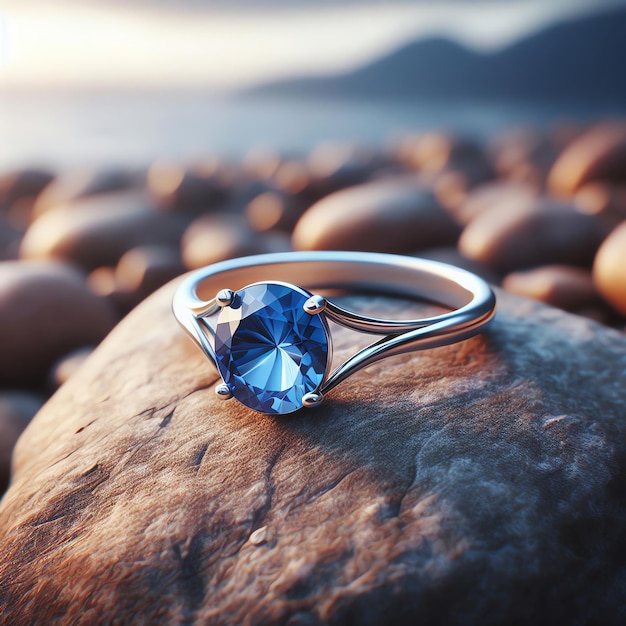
xmin=1 ymin=278 xmax=626 ymax=625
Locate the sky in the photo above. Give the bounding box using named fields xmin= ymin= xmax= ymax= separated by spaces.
xmin=0 ymin=0 xmax=622 ymax=91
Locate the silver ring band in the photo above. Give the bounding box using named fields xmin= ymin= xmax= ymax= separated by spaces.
xmin=173 ymin=251 xmax=496 ymax=415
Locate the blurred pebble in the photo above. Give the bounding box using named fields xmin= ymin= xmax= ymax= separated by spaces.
xmin=20 ymin=191 xmax=188 ymax=271
xmin=32 ymin=168 xmax=141 ymax=219
xmin=147 ymin=160 xmax=228 ymax=214
xmin=292 ymin=176 xmax=460 ymax=253
xmin=115 ymin=245 xmax=185 ymax=302
xmin=48 ymin=347 xmax=93 ymax=391
xmin=459 ymin=198 xmax=612 ymax=275
xmin=306 ymin=142 xmax=382 ymax=195
xmin=0 ymin=169 xmax=55 ymax=211
xmin=502 ymin=265 xmax=600 ymax=311
xmin=405 ymin=132 xmax=494 ymax=186
xmin=0 ymin=261 xmax=116 ymax=386
xmin=448 ymin=180 xmax=538 ymax=226
xmin=245 ymin=191 xmax=306 ymax=233
xmin=0 ymin=391 xmax=45 ymax=492
xmin=182 ymin=214 xmax=291 ymax=270
xmin=575 ymin=183 xmax=626 ymax=219
xmin=592 ymin=221 xmax=626 ymax=315
xmin=243 ymin=147 xmax=283 ymax=180
xmin=490 ymin=128 xmax=558 ymax=187
xmin=548 ymin=122 xmax=626 ymax=196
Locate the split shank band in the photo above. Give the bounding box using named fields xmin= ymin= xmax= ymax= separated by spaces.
xmin=172 ymin=251 xmax=496 ymax=415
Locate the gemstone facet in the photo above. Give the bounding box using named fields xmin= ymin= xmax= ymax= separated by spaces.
xmin=214 ymin=282 xmax=330 ymax=414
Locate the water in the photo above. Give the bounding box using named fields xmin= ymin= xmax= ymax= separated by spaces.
xmin=0 ymin=90 xmax=619 ymax=171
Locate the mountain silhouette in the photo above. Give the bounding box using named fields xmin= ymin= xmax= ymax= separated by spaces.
xmin=246 ymin=6 xmax=626 ymax=104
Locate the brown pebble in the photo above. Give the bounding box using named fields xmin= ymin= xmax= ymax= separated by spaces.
xmin=502 ymin=265 xmax=600 ymax=311
xmin=48 ymin=347 xmax=94 ymax=391
xmin=548 ymin=122 xmax=626 ymax=196
xmin=115 ymin=245 xmax=185 ymax=302
xmin=418 ymin=247 xmax=499 ymax=284
xmin=490 ymin=128 xmax=558 ymax=187
xmin=182 ymin=214 xmax=290 ymax=270
xmin=0 ymin=169 xmax=55 ymax=211
xmin=147 ymin=160 xmax=228 ymax=214
xmin=592 ymin=221 xmax=626 ymax=315
xmin=32 ymin=169 xmax=141 ymax=219
xmin=292 ymin=176 xmax=460 ymax=253
xmin=0 ymin=261 xmax=116 ymax=386
xmin=450 ymin=181 xmax=537 ymax=226
xmin=0 ymin=391 xmax=44 ymax=492
xmin=459 ymin=198 xmax=611 ymax=275
xmin=245 ymin=192 xmax=306 ymax=233
xmin=575 ymin=183 xmax=626 ymax=219
xmin=20 ymin=191 xmax=188 ymax=271
xmin=306 ymin=142 xmax=381 ymax=195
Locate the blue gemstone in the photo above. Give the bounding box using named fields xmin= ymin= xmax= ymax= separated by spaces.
xmin=214 ymin=282 xmax=330 ymax=414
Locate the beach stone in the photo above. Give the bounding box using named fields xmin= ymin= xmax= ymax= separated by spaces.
xmin=449 ymin=181 xmax=538 ymax=226
xmin=245 ymin=191 xmax=306 ymax=233
xmin=0 ymin=261 xmax=116 ymax=387
xmin=502 ymin=265 xmax=600 ymax=312
xmin=0 ymin=169 xmax=55 ymax=211
xmin=548 ymin=122 xmax=626 ymax=196
xmin=593 ymin=221 xmax=626 ymax=315
xmin=459 ymin=198 xmax=610 ymax=275
xmin=575 ymin=183 xmax=626 ymax=220
xmin=115 ymin=245 xmax=186 ymax=303
xmin=148 ymin=161 xmax=228 ymax=215
xmin=292 ymin=176 xmax=460 ymax=252
xmin=20 ymin=191 xmax=188 ymax=271
xmin=32 ymin=169 xmax=141 ymax=219
xmin=0 ymin=391 xmax=44 ymax=493
xmin=182 ymin=214 xmax=290 ymax=270
xmin=0 ymin=281 xmax=625 ymax=625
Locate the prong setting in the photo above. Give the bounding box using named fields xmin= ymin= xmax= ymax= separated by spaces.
xmin=216 ymin=288 xmax=235 ymax=308
xmin=303 ymin=294 xmax=326 ymax=315
xmin=302 ymin=391 xmax=324 ymax=408
xmin=215 ymin=382 xmax=234 ymax=400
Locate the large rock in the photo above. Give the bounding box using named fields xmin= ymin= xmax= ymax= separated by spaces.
xmin=1 ymin=279 xmax=625 ymax=625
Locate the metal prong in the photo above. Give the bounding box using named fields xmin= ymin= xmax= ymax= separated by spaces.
xmin=215 ymin=289 xmax=235 ymax=307
xmin=215 ymin=383 xmax=233 ymax=400
xmin=302 ymin=391 xmax=323 ymax=408
xmin=303 ymin=294 xmax=326 ymax=315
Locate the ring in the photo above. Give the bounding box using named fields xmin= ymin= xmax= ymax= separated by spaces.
xmin=172 ymin=251 xmax=496 ymax=415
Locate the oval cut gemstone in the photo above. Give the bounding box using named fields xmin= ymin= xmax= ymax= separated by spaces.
xmin=214 ymin=282 xmax=330 ymax=414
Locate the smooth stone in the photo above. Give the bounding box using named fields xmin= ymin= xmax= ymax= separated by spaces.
xmin=147 ymin=161 xmax=228 ymax=215
xmin=593 ymin=221 xmax=626 ymax=315
xmin=450 ymin=181 xmax=538 ymax=226
xmin=502 ymin=265 xmax=600 ymax=312
xmin=20 ymin=191 xmax=188 ymax=271
xmin=548 ymin=122 xmax=626 ymax=196
xmin=182 ymin=214 xmax=291 ymax=270
xmin=0 ymin=261 xmax=116 ymax=386
xmin=575 ymin=183 xmax=626 ymax=219
xmin=458 ymin=197 xmax=612 ymax=275
xmin=292 ymin=176 xmax=460 ymax=253
xmin=490 ymin=128 xmax=559 ymax=187
xmin=306 ymin=142 xmax=382 ymax=196
xmin=245 ymin=191 xmax=306 ymax=233
xmin=0 ymin=391 xmax=44 ymax=493
xmin=115 ymin=245 xmax=186 ymax=304
xmin=32 ymin=169 xmax=141 ymax=219
xmin=0 ymin=169 xmax=55 ymax=211
xmin=1 ymin=283 xmax=626 ymax=624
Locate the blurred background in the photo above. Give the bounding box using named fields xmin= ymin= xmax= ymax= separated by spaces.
xmin=1 ymin=0 xmax=625 ymax=168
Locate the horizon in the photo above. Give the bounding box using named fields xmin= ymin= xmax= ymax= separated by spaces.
xmin=0 ymin=0 xmax=619 ymax=92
